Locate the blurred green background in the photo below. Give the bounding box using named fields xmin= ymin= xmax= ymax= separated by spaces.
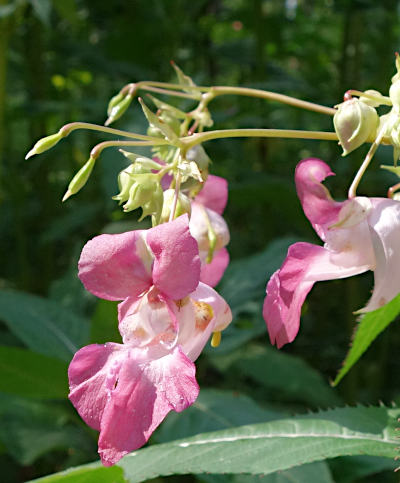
xmin=1 ymin=0 xmax=400 ymax=481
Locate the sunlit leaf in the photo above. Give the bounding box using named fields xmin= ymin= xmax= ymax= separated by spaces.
xmin=332 ymin=293 xmax=400 ymax=386
xmin=117 ymin=405 xmax=400 ymax=482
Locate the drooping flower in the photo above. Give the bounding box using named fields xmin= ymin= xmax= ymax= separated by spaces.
xmin=263 ymin=158 xmax=400 ymax=348
xmin=189 ymin=174 xmax=230 ymax=287
xmin=69 ymin=215 xmax=232 ymax=466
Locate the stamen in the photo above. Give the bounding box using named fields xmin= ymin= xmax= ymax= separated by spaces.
xmin=211 ymin=331 xmax=221 ymax=348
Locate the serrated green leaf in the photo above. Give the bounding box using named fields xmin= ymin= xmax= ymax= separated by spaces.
xmin=156 ymin=389 xmax=283 ymax=443
xmin=199 ymin=461 xmax=334 ymax=483
xmin=0 ymin=289 xmax=90 ymax=361
xmin=117 ymin=406 xmax=400 ymax=482
xmin=332 ymin=293 xmax=400 ymax=386
xmin=27 ymin=462 xmax=126 ymax=483
xmin=0 ymin=346 xmax=68 ymax=399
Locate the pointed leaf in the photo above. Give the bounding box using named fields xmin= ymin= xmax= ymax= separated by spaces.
xmin=118 ymin=406 xmax=400 ymax=482
xmin=333 ymin=293 xmax=400 ymax=386
xmin=27 ymin=462 xmax=126 ymax=482
xmin=139 ymin=98 xmax=180 ymax=144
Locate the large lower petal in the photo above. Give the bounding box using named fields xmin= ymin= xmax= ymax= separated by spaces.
xmin=263 ymin=242 xmax=371 ymax=348
xmin=98 ymin=345 xmax=199 ymax=466
xmin=295 ymin=159 xmax=342 ymax=240
xmin=200 ymin=247 xmax=230 ymax=287
xmin=78 ymin=231 xmax=152 ymax=301
xmin=147 ymin=215 xmax=201 ymax=300
xmin=195 ymin=174 xmax=228 ymax=215
xmin=361 ymin=198 xmax=400 ymax=311
xmin=68 ymin=343 xmax=122 ymax=431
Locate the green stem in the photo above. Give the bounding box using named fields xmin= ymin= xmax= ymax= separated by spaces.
xmin=182 ymin=128 xmax=338 ymax=149
xmin=90 ymin=139 xmax=169 ymax=159
xmin=348 ymin=122 xmax=387 ymax=198
xmin=122 ymin=81 xmax=336 ymax=116
xmin=61 ymin=122 xmax=160 ymax=141
xmin=207 ymin=86 xmax=337 ymax=116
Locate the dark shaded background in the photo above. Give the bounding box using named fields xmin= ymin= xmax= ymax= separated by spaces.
xmin=1 ymin=1 xmax=400 ymax=481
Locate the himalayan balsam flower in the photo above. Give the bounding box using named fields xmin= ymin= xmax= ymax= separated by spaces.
xmin=190 ymin=174 xmax=230 ymax=287
xmin=68 ymin=216 xmax=232 ymax=465
xmin=263 ymin=158 xmax=400 ymax=348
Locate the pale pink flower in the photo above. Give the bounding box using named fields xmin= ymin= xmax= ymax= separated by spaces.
xmin=68 ymin=216 xmax=232 ymax=465
xmin=190 ymin=175 xmax=230 ymax=286
xmin=263 ymin=158 xmax=400 ymax=348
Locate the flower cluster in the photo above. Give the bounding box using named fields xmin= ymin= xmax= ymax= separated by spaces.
xmin=68 ymin=183 xmax=232 ymax=465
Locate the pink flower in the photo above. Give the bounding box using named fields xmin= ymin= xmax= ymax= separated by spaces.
xmin=190 ymin=175 xmax=230 ymax=286
xmin=68 ymin=216 xmax=232 ymax=465
xmin=263 ymin=158 xmax=400 ymax=348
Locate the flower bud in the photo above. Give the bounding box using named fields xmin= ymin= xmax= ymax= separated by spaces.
xmin=62 ymin=156 xmax=96 ymax=202
xmin=105 ymin=93 xmax=133 ymax=126
xmin=113 ymin=165 xmax=136 ymax=204
xmin=334 ymin=99 xmax=378 ymax=156
xmin=389 ymin=80 xmax=400 ymax=110
xmin=107 ymin=91 xmax=125 ymax=116
xmin=160 ymin=189 xmax=191 ymax=223
xmin=25 ymin=132 xmax=64 ymax=159
xmin=121 ymin=173 xmax=163 ymax=221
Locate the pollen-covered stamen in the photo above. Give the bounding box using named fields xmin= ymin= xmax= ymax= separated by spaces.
xmin=193 ymin=300 xmax=214 ymax=331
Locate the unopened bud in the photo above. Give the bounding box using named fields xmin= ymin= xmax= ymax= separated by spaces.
xmin=105 ymin=93 xmax=133 ymax=126
xmin=333 ymin=99 xmax=378 ymax=155
xmin=25 ymin=132 xmax=64 ymax=159
xmin=160 ymin=189 xmax=191 ymax=223
xmin=107 ymin=91 xmax=125 ymax=116
xmin=121 ymin=173 xmax=163 ymax=221
xmin=62 ymin=156 xmax=96 ymax=202
xmin=113 ymin=165 xmax=136 ymax=204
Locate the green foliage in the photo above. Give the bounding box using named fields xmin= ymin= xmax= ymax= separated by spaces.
xmin=28 ymin=463 xmax=126 ymax=483
xmin=0 ymin=290 xmax=90 ymax=361
xmin=119 ymin=406 xmax=400 ymax=481
xmin=0 ymin=346 xmax=68 ymax=399
xmin=333 ymin=293 xmax=400 ymax=386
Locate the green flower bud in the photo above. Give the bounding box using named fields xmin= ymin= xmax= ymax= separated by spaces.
xmin=160 ymin=189 xmax=191 ymax=223
xmin=62 ymin=156 xmax=96 ymax=202
xmin=105 ymin=93 xmax=133 ymax=126
xmin=107 ymin=91 xmax=125 ymax=116
xmin=333 ymin=99 xmax=378 ymax=156
xmin=25 ymin=131 xmax=64 ymax=159
xmin=121 ymin=173 xmax=163 ymax=221
xmin=159 ymin=111 xmax=181 ymax=135
xmin=113 ymin=165 xmax=136 ymax=204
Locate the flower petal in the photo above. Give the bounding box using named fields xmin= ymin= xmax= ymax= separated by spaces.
xmin=146 ymin=215 xmax=201 ymax=300
xmin=200 ymin=248 xmax=230 ymax=287
xmin=178 ymin=282 xmax=232 ymax=361
xmin=360 ymin=198 xmax=400 ymax=311
xmin=195 ymin=174 xmax=228 ymax=214
xmin=295 ymin=158 xmax=342 ymax=239
xmin=190 ymin=203 xmax=230 ymax=252
xmin=78 ymin=231 xmax=152 ymax=301
xmin=68 ymin=343 xmax=122 ymax=431
xmin=98 ymin=346 xmax=199 ymax=466
xmin=263 ymin=241 xmax=371 ymax=348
